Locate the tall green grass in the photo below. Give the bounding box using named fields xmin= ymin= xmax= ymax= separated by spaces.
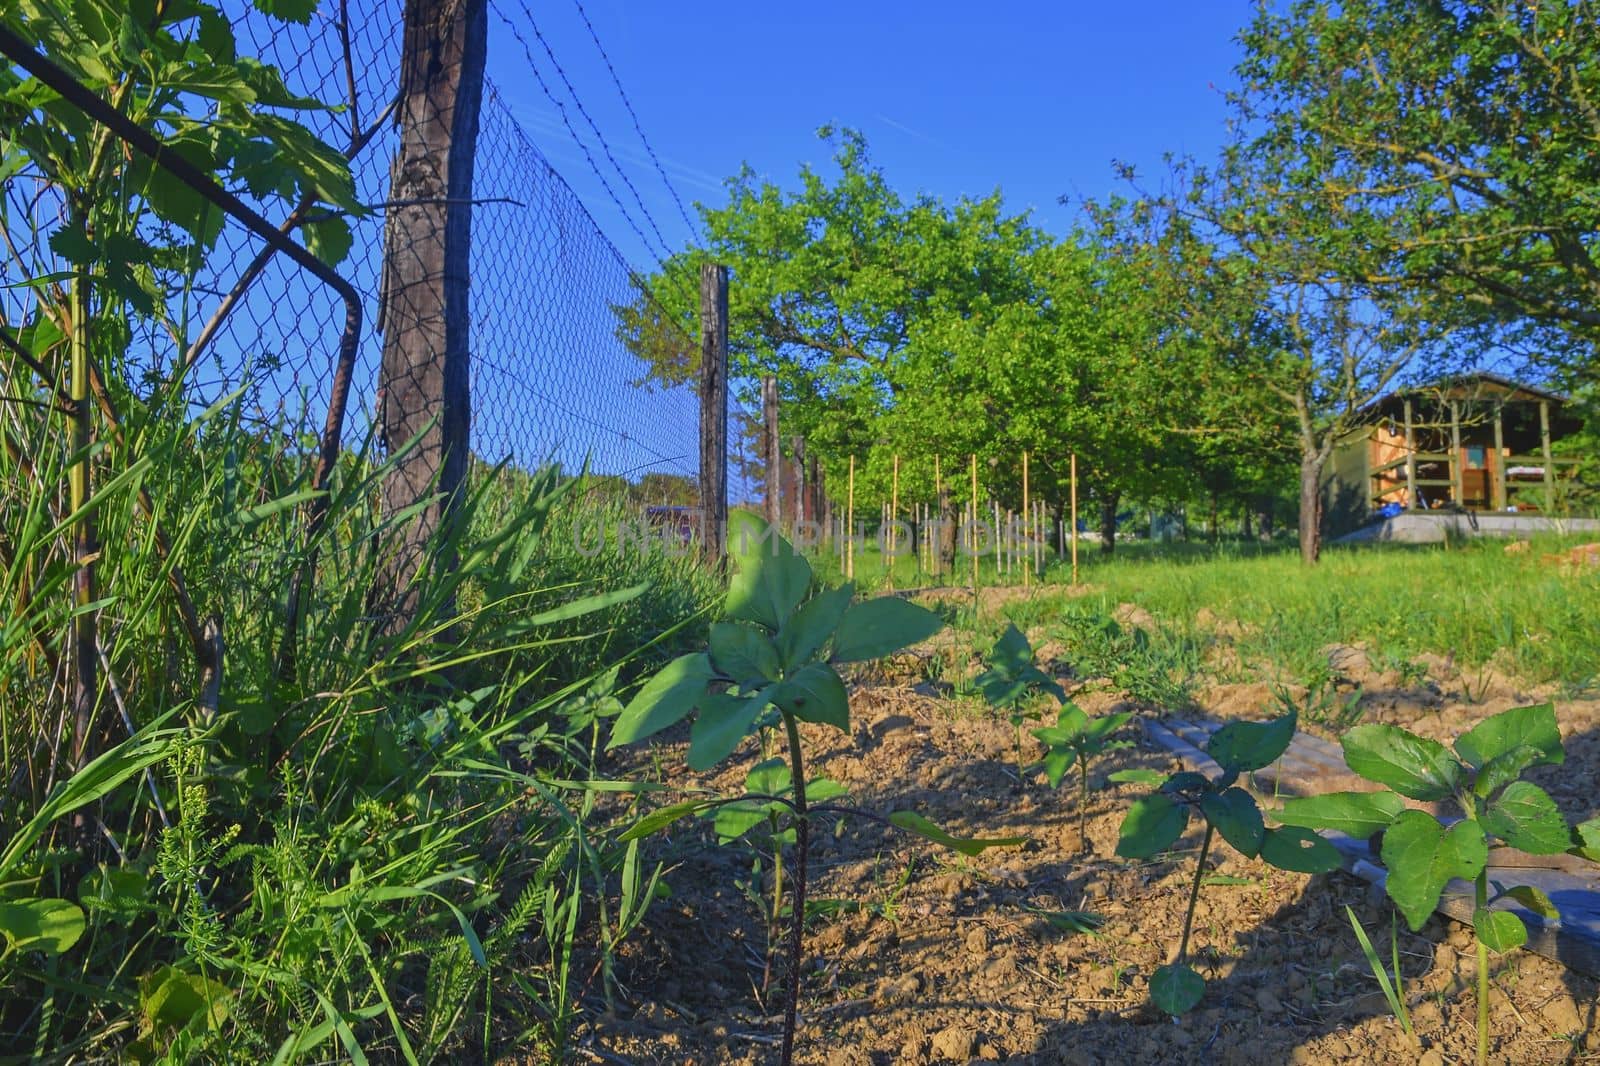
xmin=0 ymin=377 xmax=716 ymax=1061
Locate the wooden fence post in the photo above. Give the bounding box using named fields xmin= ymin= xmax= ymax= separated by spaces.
xmin=762 ymin=376 xmax=780 ymax=528
xmin=1540 ymin=399 xmax=1555 ymax=512
xmin=698 ymin=263 xmax=729 ymax=564
xmin=1021 ymin=450 xmax=1030 ymax=588
xmin=376 ymin=0 xmax=488 ymax=630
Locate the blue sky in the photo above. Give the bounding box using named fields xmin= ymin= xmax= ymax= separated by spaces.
xmin=485 ymin=0 xmax=1262 ymax=273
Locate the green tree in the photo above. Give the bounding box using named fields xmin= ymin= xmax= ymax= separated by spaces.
xmin=1234 ymin=0 xmax=1600 ymax=365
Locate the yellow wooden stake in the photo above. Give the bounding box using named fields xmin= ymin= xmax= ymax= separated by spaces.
xmin=1070 ymin=452 xmax=1079 ymax=585
xmin=846 ymin=455 xmax=856 ymax=580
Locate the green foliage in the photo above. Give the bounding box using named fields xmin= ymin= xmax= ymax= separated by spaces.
xmin=611 ymin=516 xmax=1025 ymax=1059
xmin=1279 ymin=703 xmax=1578 ymax=1066
xmin=1116 ymin=709 xmax=1340 ymax=1015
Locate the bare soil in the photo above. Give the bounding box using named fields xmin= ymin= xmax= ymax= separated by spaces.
xmin=578 ymin=644 xmax=1600 ymax=1065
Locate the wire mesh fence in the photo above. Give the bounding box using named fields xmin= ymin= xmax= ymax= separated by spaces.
xmin=213 ymin=0 xmax=702 ymax=493
xmin=0 ymin=1 xmax=706 ymax=511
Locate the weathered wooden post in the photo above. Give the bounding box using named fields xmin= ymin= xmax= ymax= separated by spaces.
xmin=1540 ymin=399 xmax=1555 ymax=512
xmin=1402 ymin=396 xmax=1418 ymax=510
xmin=762 ymin=376 xmax=780 ymax=527
xmin=698 ymin=263 xmax=729 ymax=564
xmin=377 ymin=0 xmax=487 ymax=631
xmin=1449 ymin=400 xmax=1463 ymax=506
xmin=1493 ymin=406 xmax=1507 ymax=511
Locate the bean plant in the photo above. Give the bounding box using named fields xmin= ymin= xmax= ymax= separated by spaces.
xmin=1116 ymin=710 xmax=1343 ymax=1015
xmin=608 ymin=515 xmax=1021 ymax=1065
xmin=1274 ymin=702 xmax=1586 ymax=1066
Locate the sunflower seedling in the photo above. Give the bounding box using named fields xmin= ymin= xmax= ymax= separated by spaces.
xmin=1115 ymin=710 xmax=1341 ymax=1015
xmin=608 ymin=515 xmax=1022 ymax=1064
xmin=1273 ymin=702 xmax=1577 ymax=1066
xmin=974 ymin=623 xmax=1064 ymax=780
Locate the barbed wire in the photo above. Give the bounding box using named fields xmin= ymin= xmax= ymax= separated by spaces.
xmin=567 ymin=0 xmax=699 ymax=239
xmin=493 ymin=0 xmax=676 ymax=267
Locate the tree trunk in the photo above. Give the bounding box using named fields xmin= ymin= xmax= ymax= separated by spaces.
xmin=376 ymin=0 xmax=486 ymax=630
xmin=1241 ymin=504 xmax=1253 ymax=541
xmin=1298 ymin=452 xmax=1326 ymax=565
xmin=1098 ymin=490 xmax=1120 ymax=555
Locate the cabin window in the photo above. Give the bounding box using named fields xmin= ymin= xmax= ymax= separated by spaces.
xmin=1465 ymin=445 xmax=1487 ymax=469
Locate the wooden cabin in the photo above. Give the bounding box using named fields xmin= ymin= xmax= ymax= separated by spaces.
xmin=1322 ymin=373 xmax=1587 ymax=538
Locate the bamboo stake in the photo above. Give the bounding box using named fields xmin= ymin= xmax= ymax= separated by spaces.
xmin=1070 ymin=452 xmax=1079 ymax=585
xmin=1021 ymin=451 xmax=1030 ymax=588
xmin=846 ymin=455 xmax=856 ymax=581
xmin=970 ymin=454 xmax=979 ymax=597
xmin=934 ymin=454 xmax=943 ymax=579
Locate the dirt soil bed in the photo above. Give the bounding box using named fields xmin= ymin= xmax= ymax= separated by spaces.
xmin=581 ymin=672 xmax=1600 ymax=1065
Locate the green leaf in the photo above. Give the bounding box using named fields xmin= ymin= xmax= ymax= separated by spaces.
xmin=770 ymin=662 xmax=849 ymax=730
xmin=78 ymin=867 xmax=150 ymax=921
xmin=1381 ymin=810 xmax=1488 ymax=931
xmin=619 ymin=799 xmax=717 ymax=842
xmin=1503 ymin=884 xmax=1560 ymax=921
xmin=301 ymin=216 xmax=352 ymax=267
xmin=745 ymin=757 xmax=791 ymax=795
xmin=1260 ymin=826 xmax=1343 ymax=874
xmin=987 ymin=623 xmax=1034 ymax=675
xmin=687 ymin=692 xmax=767 ymax=771
xmin=712 ymin=799 xmax=781 ymax=843
xmin=1571 ymin=818 xmax=1600 ymax=862
xmin=831 ymin=596 xmax=944 ymax=663
xmin=1040 ymin=748 xmax=1074 ymax=788
xmin=1115 ymin=794 xmax=1189 ymax=859
xmin=1034 ymin=909 xmax=1105 ymax=935
xmin=0 ymin=898 xmax=86 ymax=955
xmin=1481 ymin=781 xmax=1571 ymax=855
xmin=1150 ymin=962 xmax=1205 ymax=1015
xmin=1106 ymin=768 xmax=1167 ymax=786
xmin=887 ymin=811 xmax=1026 ymax=856
xmin=252 ymin=0 xmax=318 ymax=23
xmin=1472 ymin=745 xmax=1547 ymax=800
xmin=1342 ymin=724 xmax=1462 ymax=802
xmin=725 ymin=513 xmax=812 ymax=630
xmin=1200 ymin=787 xmax=1266 ymax=858
xmin=708 ymin=622 xmax=781 ymax=684
xmin=1454 ymin=703 xmax=1563 ymax=770
xmin=1160 ymin=771 xmax=1212 ymax=794
xmin=1474 ymin=908 xmax=1527 ymax=954
xmin=139 ymin=965 xmax=230 ymax=1034
xmin=776 ymin=584 xmax=853 ymax=669
xmin=1206 ymin=710 xmax=1296 ymax=773
xmin=607 ymin=653 xmax=713 ymax=748
xmin=1273 ymin=791 xmax=1405 ymax=838
xmin=806 ymin=777 xmax=848 ymax=803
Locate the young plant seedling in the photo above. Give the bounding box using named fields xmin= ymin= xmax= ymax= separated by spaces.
xmin=974 ymin=623 xmax=1064 ymax=780
xmin=1115 ymin=710 xmax=1342 ymax=1015
xmin=1033 ymin=702 xmax=1134 ymax=855
xmin=1273 ymin=702 xmax=1578 ymax=1066
xmin=608 ymin=515 xmax=1022 ymax=1065
xmin=973 ymin=624 xmax=1134 ymax=851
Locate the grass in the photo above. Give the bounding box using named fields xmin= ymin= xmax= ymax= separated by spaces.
xmin=814 ymin=532 xmax=1600 ymax=707
xmin=0 ymin=377 xmax=720 ymax=1061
